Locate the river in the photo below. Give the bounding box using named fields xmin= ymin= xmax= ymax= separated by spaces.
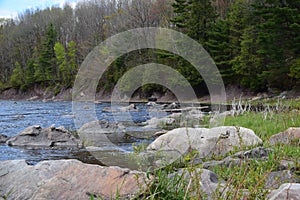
xmin=0 ymin=100 xmax=165 ymax=165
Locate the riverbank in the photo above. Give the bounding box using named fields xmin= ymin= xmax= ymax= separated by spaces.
xmin=2 ymin=84 xmax=300 ymax=104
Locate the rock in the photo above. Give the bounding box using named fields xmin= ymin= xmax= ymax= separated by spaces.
xmin=78 ymin=120 xmax=125 ymax=147
xmin=265 ymin=170 xmax=299 ymax=189
xmin=153 ymin=130 xmax=168 ymax=137
xmin=0 ymin=159 xmax=151 ymax=199
xmin=267 ymin=183 xmax=300 ymax=200
xmin=26 ymin=96 xmax=39 ymax=101
xmin=102 ymin=104 xmax=139 ymax=113
xmin=143 ymin=117 xmax=176 ymax=129
xmin=202 ymin=157 xmax=241 ymax=169
xmin=232 ymin=147 xmax=273 ymax=159
xmin=163 ymin=102 xmax=180 ymax=110
xmin=269 ymin=127 xmax=300 ymax=145
xmin=278 ymin=160 xmax=297 ymax=170
xmin=146 ymin=126 xmax=262 ymax=162
xmin=169 ymin=168 xmax=225 ymax=199
xmin=199 ymin=147 xmax=272 ymax=169
xmin=6 ymin=125 xmax=82 ymax=148
xmin=146 ymin=101 xmax=158 ymax=106
xmin=119 ymin=104 xmax=139 ymax=112
xmin=0 ymin=133 xmax=9 ymax=143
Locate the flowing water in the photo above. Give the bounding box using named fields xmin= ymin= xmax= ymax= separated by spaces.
xmin=0 ymin=100 xmax=166 ymax=165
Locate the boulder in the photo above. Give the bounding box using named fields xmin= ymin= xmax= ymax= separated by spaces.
xmin=146 ymin=126 xmax=262 ymax=164
xmin=0 ymin=159 xmax=151 ymax=200
xmin=6 ymin=125 xmax=82 ymax=148
xmin=265 ymin=170 xmax=299 ymax=189
xmin=78 ymin=120 xmax=125 ymax=147
xmin=142 ymin=117 xmax=176 ymax=129
xmin=267 ymin=183 xmax=300 ymax=200
xmin=0 ymin=133 xmax=8 ymax=143
xmin=269 ymin=127 xmax=300 ymax=145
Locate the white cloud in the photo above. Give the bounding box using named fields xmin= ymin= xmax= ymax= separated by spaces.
xmin=0 ymin=9 xmax=18 ymax=19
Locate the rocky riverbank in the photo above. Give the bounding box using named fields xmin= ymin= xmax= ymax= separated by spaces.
xmin=1 ymin=102 xmax=300 ymax=199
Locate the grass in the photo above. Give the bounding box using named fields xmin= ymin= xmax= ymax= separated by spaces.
xmin=90 ymin=100 xmax=300 ymax=199
xmin=224 ymin=110 xmax=300 ymax=140
xmin=144 ymin=108 xmax=300 ymax=199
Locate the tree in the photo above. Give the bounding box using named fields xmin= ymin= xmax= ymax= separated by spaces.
xmin=10 ymin=62 xmax=25 ymax=90
xmin=35 ymin=23 xmax=57 ymax=84
xmin=206 ymin=19 xmax=234 ymax=84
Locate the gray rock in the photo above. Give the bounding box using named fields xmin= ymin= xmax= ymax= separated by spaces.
xmin=201 ymin=147 xmax=273 ymax=169
xmin=278 ymin=160 xmax=297 ymax=170
xmin=0 ymin=159 xmax=151 ymax=200
xmin=267 ymin=183 xmax=300 ymax=200
xmin=119 ymin=104 xmax=139 ymax=112
xmin=232 ymin=147 xmax=273 ymax=159
xmin=265 ymin=170 xmax=299 ymax=189
xmin=146 ymin=126 xmax=262 ymax=165
xmin=269 ymin=127 xmax=300 ymax=145
xmin=0 ymin=134 xmax=8 ymax=143
xmin=169 ymin=168 xmax=225 ymax=199
xmin=142 ymin=117 xmax=176 ymax=129
xmin=6 ymin=126 xmax=82 ymax=148
xmin=78 ymin=120 xmax=125 ymax=147
xmin=203 ymin=157 xmax=241 ymax=169
xmin=163 ymin=102 xmax=180 ymax=110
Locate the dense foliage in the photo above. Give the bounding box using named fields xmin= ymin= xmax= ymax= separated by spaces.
xmin=0 ymin=0 xmax=299 ymax=96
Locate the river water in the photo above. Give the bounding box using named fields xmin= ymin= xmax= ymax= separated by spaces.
xmin=0 ymin=100 xmax=165 ymax=165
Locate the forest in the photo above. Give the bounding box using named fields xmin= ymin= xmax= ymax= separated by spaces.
xmin=0 ymin=0 xmax=299 ymax=97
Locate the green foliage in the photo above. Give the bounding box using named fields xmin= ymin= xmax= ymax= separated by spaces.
xmin=35 ymin=23 xmax=57 ymax=83
xmin=10 ymin=62 xmax=25 ymax=90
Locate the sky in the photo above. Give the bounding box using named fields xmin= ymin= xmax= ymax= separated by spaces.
xmin=0 ymin=0 xmax=78 ymax=18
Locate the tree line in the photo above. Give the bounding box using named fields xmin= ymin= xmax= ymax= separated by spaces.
xmin=0 ymin=0 xmax=299 ymax=97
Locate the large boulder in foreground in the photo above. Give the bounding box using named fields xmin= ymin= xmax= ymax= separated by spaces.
xmin=267 ymin=183 xmax=300 ymax=200
xmin=6 ymin=125 xmax=82 ymax=148
xmin=0 ymin=159 xmax=151 ymax=200
xmin=146 ymin=126 xmax=262 ymax=161
xmin=269 ymin=127 xmax=300 ymax=145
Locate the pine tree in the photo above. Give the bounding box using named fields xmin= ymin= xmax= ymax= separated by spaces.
xmin=10 ymin=62 xmax=25 ymax=90
xmin=171 ymin=0 xmax=190 ymax=29
xmin=187 ymin=0 xmax=217 ymax=45
xmin=206 ymin=19 xmax=234 ymax=84
xmin=35 ymin=23 xmax=57 ymax=84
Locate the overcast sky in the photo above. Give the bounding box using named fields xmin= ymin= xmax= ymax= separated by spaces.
xmin=0 ymin=0 xmax=78 ymax=18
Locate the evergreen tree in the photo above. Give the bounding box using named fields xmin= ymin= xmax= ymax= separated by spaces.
xmin=171 ymin=0 xmax=190 ymax=29
xmin=187 ymin=0 xmax=217 ymax=45
xmin=10 ymin=62 xmax=25 ymax=90
xmin=35 ymin=23 xmax=57 ymax=84
xmin=206 ymin=19 xmax=234 ymax=84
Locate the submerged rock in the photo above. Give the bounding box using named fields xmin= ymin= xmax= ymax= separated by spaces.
xmin=0 ymin=159 xmax=151 ymax=199
xmin=6 ymin=125 xmax=82 ymax=148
